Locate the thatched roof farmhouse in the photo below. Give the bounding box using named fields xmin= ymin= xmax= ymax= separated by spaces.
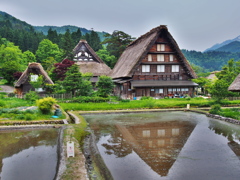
xmin=228 ymin=73 xmax=240 ymax=92
xmin=111 ymin=25 xmax=198 ymax=99
xmin=72 ymin=39 xmax=112 ymax=82
xmin=15 ymin=63 xmax=54 ymax=96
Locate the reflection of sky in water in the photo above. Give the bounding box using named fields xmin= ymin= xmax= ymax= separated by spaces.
xmin=0 ymin=129 xmax=58 ymax=180
xmin=85 ymin=111 xmax=240 ymax=180
xmin=1 ymin=145 xmax=57 ymax=180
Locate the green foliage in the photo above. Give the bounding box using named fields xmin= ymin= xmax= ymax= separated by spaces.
xmin=96 ymin=48 xmax=117 ymax=68
xmin=182 ymin=49 xmax=240 ymax=72
xmin=36 ymin=97 xmax=57 ymax=114
xmin=209 ymin=104 xmax=222 ymax=114
xmin=24 ymin=91 xmax=40 ymax=102
xmin=140 ymin=96 xmax=153 ymax=100
xmin=29 ymin=74 xmax=44 ymax=89
xmin=22 ymin=50 xmax=36 ymax=65
xmin=0 ymin=99 xmax=6 ymax=107
xmin=209 ymin=59 xmax=240 ymax=102
xmin=96 ymin=75 xmax=114 ymax=97
xmin=101 ymin=30 xmax=135 ymax=59
xmin=0 ymin=41 xmax=26 ymax=84
xmin=62 ymin=64 xmax=92 ymax=96
xmin=35 ymin=39 xmax=63 ymax=69
xmin=71 ymin=96 xmax=110 ymax=103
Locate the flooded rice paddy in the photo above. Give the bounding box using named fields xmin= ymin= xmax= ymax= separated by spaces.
xmin=83 ymin=111 xmax=240 ymax=180
xmin=0 ymin=128 xmax=59 ymax=180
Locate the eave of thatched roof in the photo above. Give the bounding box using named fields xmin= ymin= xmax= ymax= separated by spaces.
xmin=76 ymin=62 xmax=112 ymax=76
xmin=72 ymin=39 xmax=104 ymax=63
xmin=14 ymin=63 xmax=54 ymax=87
xmin=228 ymin=73 xmax=240 ymax=92
xmin=111 ymin=25 xmax=197 ymax=79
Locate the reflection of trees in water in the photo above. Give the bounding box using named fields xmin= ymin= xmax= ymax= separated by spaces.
xmin=102 ymin=131 xmax=132 ymax=158
xmin=208 ymin=120 xmax=240 ymax=142
xmin=90 ymin=123 xmax=132 ymax=157
xmin=0 ymin=129 xmax=58 ymax=173
xmin=209 ymin=120 xmax=240 ymax=159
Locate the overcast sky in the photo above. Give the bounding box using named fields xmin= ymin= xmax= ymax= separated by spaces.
xmin=1 ymin=0 xmax=240 ymax=51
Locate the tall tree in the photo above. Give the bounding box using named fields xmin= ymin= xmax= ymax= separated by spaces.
xmin=96 ymin=48 xmax=117 ymax=68
xmin=35 ymin=39 xmax=63 ymax=69
xmin=101 ymin=30 xmax=135 ymax=59
xmin=209 ymin=59 xmax=240 ymax=102
xmin=0 ymin=41 xmax=24 ymax=84
xmin=60 ymin=29 xmax=74 ymax=58
xmin=71 ymin=28 xmax=82 ymax=45
xmin=96 ymin=75 xmax=114 ymax=97
xmin=62 ymin=64 xmax=92 ymax=96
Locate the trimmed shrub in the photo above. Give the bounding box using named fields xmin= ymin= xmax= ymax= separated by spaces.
xmin=36 ymin=97 xmax=57 ymax=114
xmin=209 ymin=104 xmax=221 ymax=114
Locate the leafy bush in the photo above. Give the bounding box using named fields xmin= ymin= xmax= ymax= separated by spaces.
xmin=25 ymin=91 xmax=40 ymax=102
xmin=209 ymin=104 xmax=222 ymax=114
xmin=36 ymin=97 xmax=57 ymax=114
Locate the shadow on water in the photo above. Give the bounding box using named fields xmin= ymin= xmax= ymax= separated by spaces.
xmin=84 ymin=111 xmax=240 ymax=180
xmin=0 ymin=128 xmax=59 ymax=180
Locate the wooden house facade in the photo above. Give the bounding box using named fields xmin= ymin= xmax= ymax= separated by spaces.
xmin=14 ymin=63 xmax=54 ymax=97
xmin=71 ymin=40 xmax=112 ymax=84
xmin=111 ymin=25 xmax=198 ymax=99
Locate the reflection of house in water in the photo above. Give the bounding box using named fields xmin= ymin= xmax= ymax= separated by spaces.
xmin=116 ymin=121 xmax=196 ymax=177
xmin=228 ymin=141 xmax=240 ymax=160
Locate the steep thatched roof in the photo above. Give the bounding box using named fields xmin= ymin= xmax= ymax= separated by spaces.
xmin=15 ymin=63 xmax=54 ymax=87
xmin=76 ymin=62 xmax=112 ymax=76
xmin=111 ymin=25 xmax=197 ymax=79
xmin=72 ymin=39 xmax=112 ymax=76
xmin=73 ymin=39 xmax=104 ymax=63
xmin=228 ymin=73 xmax=240 ymax=92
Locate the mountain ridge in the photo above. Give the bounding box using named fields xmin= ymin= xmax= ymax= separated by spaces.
xmin=204 ymin=35 xmax=240 ymax=52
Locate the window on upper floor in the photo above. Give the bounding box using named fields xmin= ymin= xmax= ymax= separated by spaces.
xmin=143 ymin=130 xmax=150 ymax=137
xmin=148 ymin=54 xmax=152 ymax=61
xmin=169 ymin=54 xmax=174 ymax=61
xmin=172 ymin=65 xmax=179 ymax=72
xmin=157 ymin=54 xmax=164 ymax=61
xmin=157 ymin=44 xmax=165 ymax=51
xmin=142 ymin=65 xmax=150 ymax=72
xmin=157 ymin=65 xmax=165 ymax=72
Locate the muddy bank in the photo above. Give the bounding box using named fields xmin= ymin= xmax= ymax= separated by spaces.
xmin=84 ymin=130 xmax=114 ymax=180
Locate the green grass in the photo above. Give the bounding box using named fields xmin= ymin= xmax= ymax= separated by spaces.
xmin=219 ymin=108 xmax=240 ymax=120
xmin=59 ymin=98 xmax=228 ymax=111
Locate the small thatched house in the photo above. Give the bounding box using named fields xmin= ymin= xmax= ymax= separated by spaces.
xmin=111 ymin=25 xmax=198 ymax=99
xmin=15 ymin=63 xmax=54 ymax=97
xmin=228 ymin=73 xmax=240 ymax=92
xmin=72 ymin=39 xmax=112 ymax=83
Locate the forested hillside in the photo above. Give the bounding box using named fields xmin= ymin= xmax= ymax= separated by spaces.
xmin=182 ymin=49 xmax=240 ymax=71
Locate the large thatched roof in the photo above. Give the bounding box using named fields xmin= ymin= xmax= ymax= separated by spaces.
xmin=72 ymin=40 xmax=112 ymax=76
xmin=15 ymin=63 xmax=54 ymax=87
xmin=111 ymin=25 xmax=197 ymax=79
xmin=76 ymin=61 xmax=112 ymax=76
xmin=228 ymin=73 xmax=240 ymax=92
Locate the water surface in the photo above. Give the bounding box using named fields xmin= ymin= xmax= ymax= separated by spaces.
xmin=84 ymin=111 xmax=240 ymax=180
xmin=0 ymin=128 xmax=59 ymax=180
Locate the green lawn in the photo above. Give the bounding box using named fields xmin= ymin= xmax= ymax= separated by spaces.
xmin=59 ymin=98 xmax=240 ymax=111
